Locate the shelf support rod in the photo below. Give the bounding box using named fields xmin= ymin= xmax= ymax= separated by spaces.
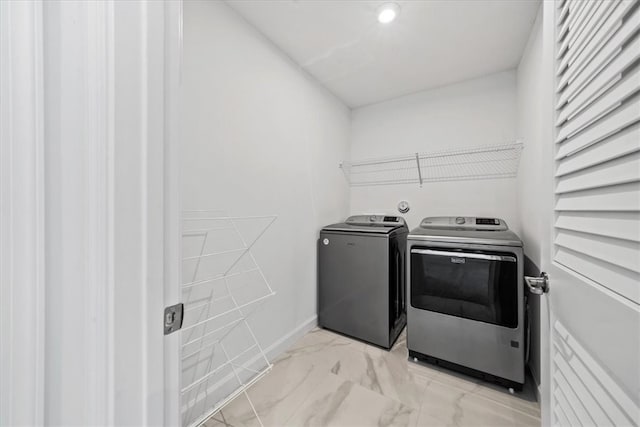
xmin=415 ymin=153 xmax=423 ymax=187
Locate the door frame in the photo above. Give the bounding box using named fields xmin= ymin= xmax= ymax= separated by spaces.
xmin=162 ymin=0 xmax=183 ymax=424
xmin=538 ymin=1 xmax=557 ymax=426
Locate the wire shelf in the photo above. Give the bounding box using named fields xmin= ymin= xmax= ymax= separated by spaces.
xmin=180 ymin=211 xmax=277 ymax=427
xmin=340 ymin=142 xmax=524 ymax=187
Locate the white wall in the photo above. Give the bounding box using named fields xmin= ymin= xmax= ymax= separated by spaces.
xmin=516 ymin=5 xmax=545 ymax=390
xmin=182 ymin=0 xmax=350 ymax=355
xmin=349 ymin=71 xmax=520 ymax=232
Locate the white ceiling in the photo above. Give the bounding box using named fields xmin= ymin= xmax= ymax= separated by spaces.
xmin=226 ymin=0 xmax=540 ymax=108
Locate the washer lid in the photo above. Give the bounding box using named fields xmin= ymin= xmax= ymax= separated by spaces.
xmin=409 ymin=216 xmax=522 ymax=246
xmin=322 ymin=215 xmax=407 ymax=234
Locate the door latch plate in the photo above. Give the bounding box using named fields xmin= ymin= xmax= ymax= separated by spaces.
xmin=164 ymin=303 xmax=184 ymax=335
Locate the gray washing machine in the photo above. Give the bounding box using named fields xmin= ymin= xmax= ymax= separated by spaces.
xmin=319 ymin=215 xmax=408 ymax=349
xmin=407 ymin=216 xmax=525 ymax=389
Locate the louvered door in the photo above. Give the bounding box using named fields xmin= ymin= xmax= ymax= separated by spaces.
xmin=545 ymin=0 xmax=640 ymax=426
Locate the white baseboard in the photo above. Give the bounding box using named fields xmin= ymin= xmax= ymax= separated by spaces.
xmin=264 ymin=315 xmax=318 ymax=361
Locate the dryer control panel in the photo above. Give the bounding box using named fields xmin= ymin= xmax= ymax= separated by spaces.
xmin=419 ymin=216 xmax=507 ymax=231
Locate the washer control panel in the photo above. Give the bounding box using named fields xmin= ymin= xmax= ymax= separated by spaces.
xmin=347 ymin=215 xmax=406 ymax=227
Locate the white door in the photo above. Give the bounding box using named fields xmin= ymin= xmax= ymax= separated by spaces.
xmin=2 ymin=1 xmax=184 ymax=424
xmin=535 ymin=1 xmax=640 ymax=426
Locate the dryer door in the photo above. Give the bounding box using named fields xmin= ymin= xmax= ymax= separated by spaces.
xmin=410 ymin=248 xmax=518 ymax=328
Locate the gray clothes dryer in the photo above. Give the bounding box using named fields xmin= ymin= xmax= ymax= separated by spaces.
xmin=407 ymin=216 xmax=525 ymax=389
xmin=319 ymin=215 xmax=408 ymax=349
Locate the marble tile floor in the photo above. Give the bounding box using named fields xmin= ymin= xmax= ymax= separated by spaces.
xmin=204 ymin=327 xmax=540 ymax=427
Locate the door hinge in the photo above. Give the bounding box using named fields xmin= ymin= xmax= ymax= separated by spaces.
xmin=164 ymin=303 xmax=184 ymax=335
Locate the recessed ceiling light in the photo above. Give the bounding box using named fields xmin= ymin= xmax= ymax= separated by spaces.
xmin=377 ymin=3 xmax=400 ymax=24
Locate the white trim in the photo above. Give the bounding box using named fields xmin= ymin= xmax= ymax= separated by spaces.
xmin=163 ymin=1 xmax=183 ymax=424
xmin=539 ymin=2 xmax=557 ymax=426
xmin=33 ymin=3 xmax=45 ymax=423
xmin=141 ymin=2 xmax=171 ymax=425
xmin=108 ymin=1 xmax=168 ymax=424
xmin=84 ymin=1 xmax=113 ymax=424
xmin=106 ymin=2 xmax=116 ymax=422
xmin=39 ymin=1 xmax=117 ymax=423
xmin=0 ymin=1 xmax=46 ymax=424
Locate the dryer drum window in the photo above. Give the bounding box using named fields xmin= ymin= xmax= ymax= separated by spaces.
xmin=410 ymin=248 xmax=518 ymax=328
